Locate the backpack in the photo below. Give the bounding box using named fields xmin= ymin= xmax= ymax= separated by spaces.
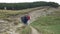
xmin=21 ymin=15 xmax=30 ymax=22
xmin=21 ymin=15 xmax=28 ymax=24
xmin=26 ymin=15 xmax=30 ymax=20
xmin=21 ymin=16 xmax=26 ymax=21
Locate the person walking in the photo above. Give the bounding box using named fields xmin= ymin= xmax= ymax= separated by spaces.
xmin=21 ymin=14 xmax=30 ymax=26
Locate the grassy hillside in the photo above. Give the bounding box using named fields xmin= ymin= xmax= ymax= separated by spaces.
xmin=15 ymin=26 xmax=31 ymax=34
xmin=0 ymin=9 xmax=30 ymax=19
xmin=0 ymin=7 xmax=43 ymax=34
xmin=0 ymin=7 xmax=43 ymax=19
xmin=0 ymin=9 xmax=28 ymax=19
xmin=0 ymin=8 xmax=34 ymax=34
xmin=31 ymin=11 xmax=60 ymax=34
xmin=0 ymin=9 xmax=33 ymax=34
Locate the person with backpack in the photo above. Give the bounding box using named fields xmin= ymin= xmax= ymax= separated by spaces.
xmin=21 ymin=14 xmax=30 ymax=25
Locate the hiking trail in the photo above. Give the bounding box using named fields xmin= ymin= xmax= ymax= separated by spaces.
xmin=0 ymin=7 xmax=56 ymax=34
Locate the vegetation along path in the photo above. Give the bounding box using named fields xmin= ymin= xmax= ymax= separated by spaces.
xmin=0 ymin=7 xmax=56 ymax=34
xmin=28 ymin=7 xmax=56 ymax=34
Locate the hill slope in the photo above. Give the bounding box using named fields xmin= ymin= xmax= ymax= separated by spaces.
xmin=0 ymin=7 xmax=59 ymax=34
xmin=31 ymin=7 xmax=60 ymax=34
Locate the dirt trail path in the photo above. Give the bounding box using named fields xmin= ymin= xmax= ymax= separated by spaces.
xmin=28 ymin=8 xmax=47 ymax=34
xmin=30 ymin=26 xmax=40 ymax=34
xmin=28 ymin=7 xmax=55 ymax=34
xmin=28 ymin=8 xmax=47 ymax=24
xmin=13 ymin=7 xmax=56 ymax=34
xmin=10 ymin=8 xmax=48 ymax=34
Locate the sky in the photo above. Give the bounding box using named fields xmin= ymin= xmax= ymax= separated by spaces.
xmin=0 ymin=0 xmax=60 ymax=4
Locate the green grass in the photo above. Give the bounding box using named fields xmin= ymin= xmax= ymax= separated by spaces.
xmin=16 ymin=26 xmax=31 ymax=34
xmin=31 ymin=11 xmax=60 ymax=34
xmin=0 ymin=8 xmax=34 ymax=19
xmin=2 ymin=26 xmax=31 ymax=34
xmin=0 ymin=7 xmax=43 ymax=19
xmin=21 ymin=26 xmax=31 ymax=34
xmin=0 ymin=10 xmax=27 ymax=18
xmin=0 ymin=8 xmax=33 ymax=34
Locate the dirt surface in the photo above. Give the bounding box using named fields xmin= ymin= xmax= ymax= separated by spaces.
xmin=30 ymin=26 xmax=40 ymax=34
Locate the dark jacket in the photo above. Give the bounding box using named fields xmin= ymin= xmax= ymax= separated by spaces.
xmin=21 ymin=16 xmax=28 ymax=24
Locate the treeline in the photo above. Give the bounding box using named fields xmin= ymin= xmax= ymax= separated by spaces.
xmin=0 ymin=1 xmax=59 ymax=10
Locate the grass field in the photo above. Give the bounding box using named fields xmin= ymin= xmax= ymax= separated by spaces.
xmin=31 ymin=11 xmax=60 ymax=34
xmin=0 ymin=7 xmax=43 ymax=19
xmin=0 ymin=10 xmax=27 ymax=18
xmin=15 ymin=26 xmax=31 ymax=34
xmin=0 ymin=8 xmax=34 ymax=19
xmin=0 ymin=7 xmax=42 ymax=19
xmin=0 ymin=9 xmax=32 ymax=34
xmin=21 ymin=26 xmax=31 ymax=34
xmin=0 ymin=7 xmax=60 ymax=34
xmin=0 ymin=8 xmax=34 ymax=34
